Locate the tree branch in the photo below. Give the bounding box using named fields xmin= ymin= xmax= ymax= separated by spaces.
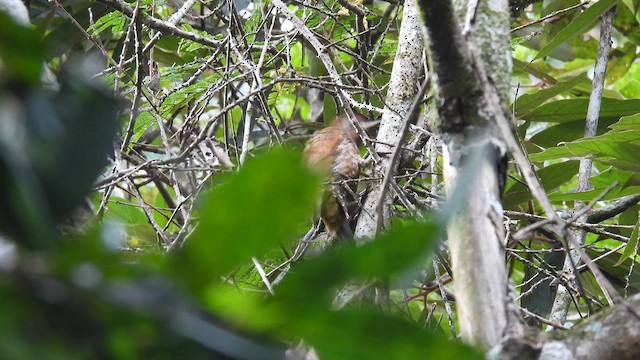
xmin=587 ymin=194 xmax=640 ymax=224
xmin=94 ymin=0 xmax=223 ymax=49
xmin=550 ymin=5 xmax=617 ymax=325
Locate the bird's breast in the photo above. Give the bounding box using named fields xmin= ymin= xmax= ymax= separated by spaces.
xmin=332 ymin=138 xmax=361 ymax=179
xmin=303 ymin=128 xmax=341 ymax=173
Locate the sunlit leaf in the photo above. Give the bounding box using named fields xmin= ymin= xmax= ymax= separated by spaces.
xmin=528 ymin=146 xmax=575 ymax=161
xmin=565 ymin=140 xmax=640 ymax=165
xmin=610 ymin=114 xmax=640 ymax=132
xmin=516 ymin=74 xmax=589 ymax=116
xmin=534 ymin=0 xmax=619 ymax=61
xmin=524 ymin=98 xmax=640 ymax=123
xmin=615 ymin=216 xmax=639 ymax=266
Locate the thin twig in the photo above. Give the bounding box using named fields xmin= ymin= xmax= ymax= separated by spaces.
xmin=95 ymin=0 xmax=223 ymax=48
xmin=252 ymin=257 xmax=274 ymax=295
xmin=511 ymin=1 xmax=590 ymax=33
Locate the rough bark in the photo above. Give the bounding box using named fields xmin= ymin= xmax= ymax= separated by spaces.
xmin=490 ymin=293 xmax=640 ymax=360
xmin=417 ymin=0 xmax=511 ymax=349
xmin=354 ymin=0 xmax=425 ymax=242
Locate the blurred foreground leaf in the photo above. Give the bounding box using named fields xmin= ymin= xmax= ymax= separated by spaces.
xmin=0 ymin=12 xmax=43 ymax=84
xmin=176 ymin=149 xmax=320 ymax=290
xmin=0 ymin=59 xmax=117 ymax=245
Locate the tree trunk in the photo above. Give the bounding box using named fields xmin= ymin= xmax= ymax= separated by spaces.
xmin=354 ymin=0 xmax=425 ymax=242
xmin=417 ymin=0 xmax=511 ymax=349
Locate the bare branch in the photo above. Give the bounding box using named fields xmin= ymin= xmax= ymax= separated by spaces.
xmin=95 ymin=0 xmax=224 ymax=49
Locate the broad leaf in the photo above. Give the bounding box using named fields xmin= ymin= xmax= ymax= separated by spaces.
xmin=277 ymin=220 xmax=442 ymax=303
xmin=516 ymin=74 xmax=589 ymax=116
xmin=529 ymin=117 xmax=619 ymax=148
xmin=504 ymin=161 xmax=579 ymax=208
xmin=609 ymin=114 xmax=640 ymax=132
xmin=615 ymin=216 xmax=639 ymax=266
xmin=296 ymin=310 xmax=480 ymax=360
xmin=565 ymin=140 xmax=640 ymax=165
xmin=529 ymin=146 xmax=575 ymax=162
xmin=512 ymin=58 xmax=557 ymax=84
xmin=534 ymin=0 xmax=619 ymax=61
xmin=524 ymin=98 xmax=640 ymax=123
xmin=588 ymin=248 xmax=640 ymax=294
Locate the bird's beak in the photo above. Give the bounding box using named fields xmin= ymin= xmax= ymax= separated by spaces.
xmin=360 ymin=119 xmax=380 ymax=129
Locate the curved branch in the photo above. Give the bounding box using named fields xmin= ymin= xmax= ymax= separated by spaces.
xmin=587 ymin=194 xmax=640 ymax=224
xmin=94 ymin=0 xmax=223 ymax=49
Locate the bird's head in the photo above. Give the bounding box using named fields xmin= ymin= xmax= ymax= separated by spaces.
xmin=332 ymin=112 xmax=377 ymax=142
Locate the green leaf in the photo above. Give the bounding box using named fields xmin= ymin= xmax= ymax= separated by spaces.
xmin=529 ymin=117 xmax=619 ymax=148
xmin=610 ymin=114 xmax=640 ymax=132
xmin=565 ymin=140 xmax=640 ymax=164
xmin=615 ymin=216 xmax=639 ymax=266
xmin=504 ymin=161 xmax=579 ymax=208
xmin=624 ymin=173 xmax=640 ymax=188
xmin=270 ymin=219 xmax=471 ymax=359
xmin=528 ymin=146 xmax=575 ymax=162
xmin=525 ymin=98 xmax=640 ymax=123
xmin=546 ymin=168 xmax=639 ymax=202
xmin=587 ymin=248 xmax=640 ymax=294
xmin=276 ymin=220 xmax=442 ymax=303
xmin=594 ymin=157 xmax=640 ymax=172
xmin=618 ymin=205 xmax=639 ymax=238
xmin=534 ymin=0 xmax=619 ymax=61
xmin=130 ymin=112 xmax=156 ymax=147
xmin=0 ymin=13 xmax=43 ymax=84
xmin=516 ymin=74 xmax=589 ymax=116
xmin=606 ymin=43 xmax=637 ymax=83
xmin=593 ymin=130 xmax=640 ymax=143
xmin=621 ymin=0 xmax=635 ymax=13
xmin=176 ymin=148 xmax=320 ymax=289
xmin=548 ymin=185 xmax=640 ymax=202
xmin=202 ymin=218 xmax=458 ymax=360
xmin=512 ymin=58 xmax=557 ymax=84
xmin=89 ymin=11 xmax=125 ymax=35
xmin=298 ymin=310 xmax=480 ymax=360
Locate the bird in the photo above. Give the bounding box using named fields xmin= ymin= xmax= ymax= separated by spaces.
xmin=303 ymin=113 xmax=369 ymax=238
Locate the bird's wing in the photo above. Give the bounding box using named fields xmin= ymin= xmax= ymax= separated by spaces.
xmin=303 ymin=128 xmax=341 ymax=173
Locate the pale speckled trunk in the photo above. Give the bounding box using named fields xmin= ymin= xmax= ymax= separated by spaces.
xmin=354 ymin=0 xmax=424 ymax=242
